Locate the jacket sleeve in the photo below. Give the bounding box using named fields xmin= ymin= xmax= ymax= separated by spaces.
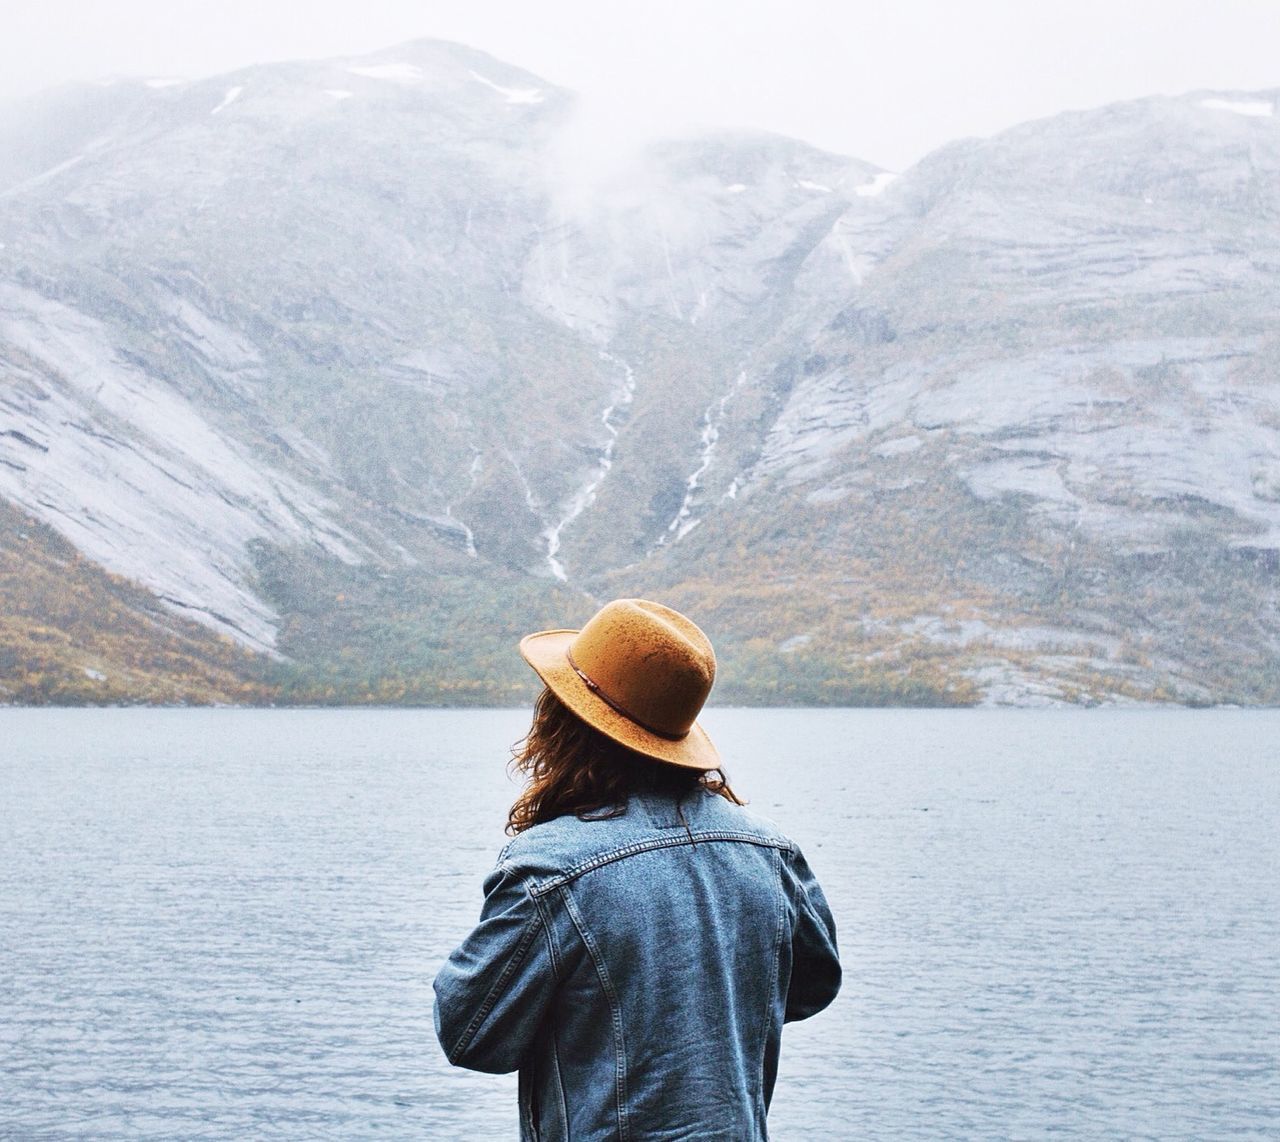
xmin=433 ymin=859 xmax=559 ymax=1074
xmin=783 ymin=843 xmax=842 ymax=1022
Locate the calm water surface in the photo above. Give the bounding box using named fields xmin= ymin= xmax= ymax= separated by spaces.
xmin=1 ymin=708 xmax=1278 ymax=1139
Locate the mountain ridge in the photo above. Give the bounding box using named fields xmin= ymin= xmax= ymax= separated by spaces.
xmin=2 ymin=42 xmax=1278 ymax=705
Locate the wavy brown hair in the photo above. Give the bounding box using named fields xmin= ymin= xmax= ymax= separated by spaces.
xmin=507 ymin=687 xmax=743 ymax=835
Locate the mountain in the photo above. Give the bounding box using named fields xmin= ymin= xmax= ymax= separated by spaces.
xmin=645 ymin=88 xmax=1280 ymax=704
xmin=1 ymin=41 xmax=1277 ymax=705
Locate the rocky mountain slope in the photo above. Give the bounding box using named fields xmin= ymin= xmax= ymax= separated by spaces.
xmin=1 ymin=41 xmax=1277 ymax=705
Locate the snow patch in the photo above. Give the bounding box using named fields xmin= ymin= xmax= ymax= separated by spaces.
xmin=468 ymin=70 xmax=543 ymax=105
xmin=855 ymin=172 xmax=899 ymax=198
xmin=796 ymin=179 xmax=832 ymax=193
xmin=324 ymin=89 xmax=354 ymax=101
xmin=211 ymin=86 xmax=243 ymax=116
xmin=874 ymin=435 xmax=923 ymax=458
xmin=1251 ymin=460 xmax=1280 ymax=502
xmin=348 ymin=63 xmax=424 ymax=83
xmin=724 ymin=183 xmax=748 ymax=194
xmin=690 ymin=289 xmax=709 ymax=327
xmin=965 ymin=457 xmax=1079 ymax=507
xmin=143 ymin=78 xmax=185 ymax=89
xmin=1199 ymin=97 xmax=1274 ymax=118
xmin=162 ymin=293 xmax=261 ymax=368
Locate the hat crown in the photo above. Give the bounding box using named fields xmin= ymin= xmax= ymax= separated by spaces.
xmin=569 ymin=600 xmax=716 ymax=738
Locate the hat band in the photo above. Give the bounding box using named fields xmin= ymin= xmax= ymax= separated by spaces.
xmin=566 ymin=646 xmax=690 ymax=742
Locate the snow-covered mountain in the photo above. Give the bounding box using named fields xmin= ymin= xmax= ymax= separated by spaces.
xmin=2 ymin=41 xmax=1277 ymax=704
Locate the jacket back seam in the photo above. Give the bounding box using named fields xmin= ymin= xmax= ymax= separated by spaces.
xmin=530 ymin=891 xmax=572 ymax=1138
xmin=559 ymin=884 xmax=630 ymax=1141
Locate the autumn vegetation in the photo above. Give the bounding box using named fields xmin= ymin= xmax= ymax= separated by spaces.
xmin=5 ymin=448 xmax=1278 ymax=708
xmin=0 ymin=502 xmax=274 ymax=704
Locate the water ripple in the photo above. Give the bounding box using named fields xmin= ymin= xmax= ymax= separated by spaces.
xmin=2 ymin=708 xmax=1278 ymax=1139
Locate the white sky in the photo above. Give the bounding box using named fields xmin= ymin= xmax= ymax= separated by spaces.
xmin=5 ymin=0 xmax=1280 ymax=171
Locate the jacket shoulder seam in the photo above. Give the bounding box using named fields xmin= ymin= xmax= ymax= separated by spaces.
xmin=527 ymin=831 xmax=790 ymax=897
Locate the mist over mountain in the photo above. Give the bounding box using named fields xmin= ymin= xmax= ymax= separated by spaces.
xmin=2 ymin=40 xmax=1278 ymax=705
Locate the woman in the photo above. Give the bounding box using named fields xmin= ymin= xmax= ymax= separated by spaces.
xmin=433 ymin=598 xmax=841 ymax=1141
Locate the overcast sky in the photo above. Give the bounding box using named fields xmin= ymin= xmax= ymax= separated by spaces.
xmin=6 ymin=0 xmax=1280 ymax=170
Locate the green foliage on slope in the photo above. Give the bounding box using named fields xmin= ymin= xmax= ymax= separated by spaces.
xmin=252 ymin=542 xmax=594 ymax=705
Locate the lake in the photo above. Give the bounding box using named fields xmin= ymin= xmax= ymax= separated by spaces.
xmin=1 ymin=708 xmax=1278 ymax=1139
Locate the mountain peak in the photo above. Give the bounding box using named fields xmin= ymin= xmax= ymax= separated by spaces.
xmin=333 ymin=37 xmax=560 ymax=101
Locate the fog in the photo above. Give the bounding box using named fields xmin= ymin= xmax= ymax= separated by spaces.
xmin=6 ymin=0 xmax=1280 ymax=169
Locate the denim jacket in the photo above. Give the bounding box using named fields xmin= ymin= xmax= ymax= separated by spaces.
xmin=433 ymin=788 xmax=841 ymax=1140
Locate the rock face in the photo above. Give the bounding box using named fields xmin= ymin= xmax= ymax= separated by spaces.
xmin=752 ymin=91 xmax=1280 ymax=535
xmin=1 ymin=42 xmax=1277 ymax=704
xmin=701 ymin=90 xmax=1280 ymax=703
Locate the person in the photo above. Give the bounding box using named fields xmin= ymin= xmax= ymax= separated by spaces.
xmin=433 ymin=598 xmax=841 ymax=1141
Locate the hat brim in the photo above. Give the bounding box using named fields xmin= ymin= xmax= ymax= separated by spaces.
xmin=520 ymin=629 xmax=721 ymax=771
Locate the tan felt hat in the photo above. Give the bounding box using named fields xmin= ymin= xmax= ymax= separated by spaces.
xmin=519 ymin=598 xmax=720 ymax=770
